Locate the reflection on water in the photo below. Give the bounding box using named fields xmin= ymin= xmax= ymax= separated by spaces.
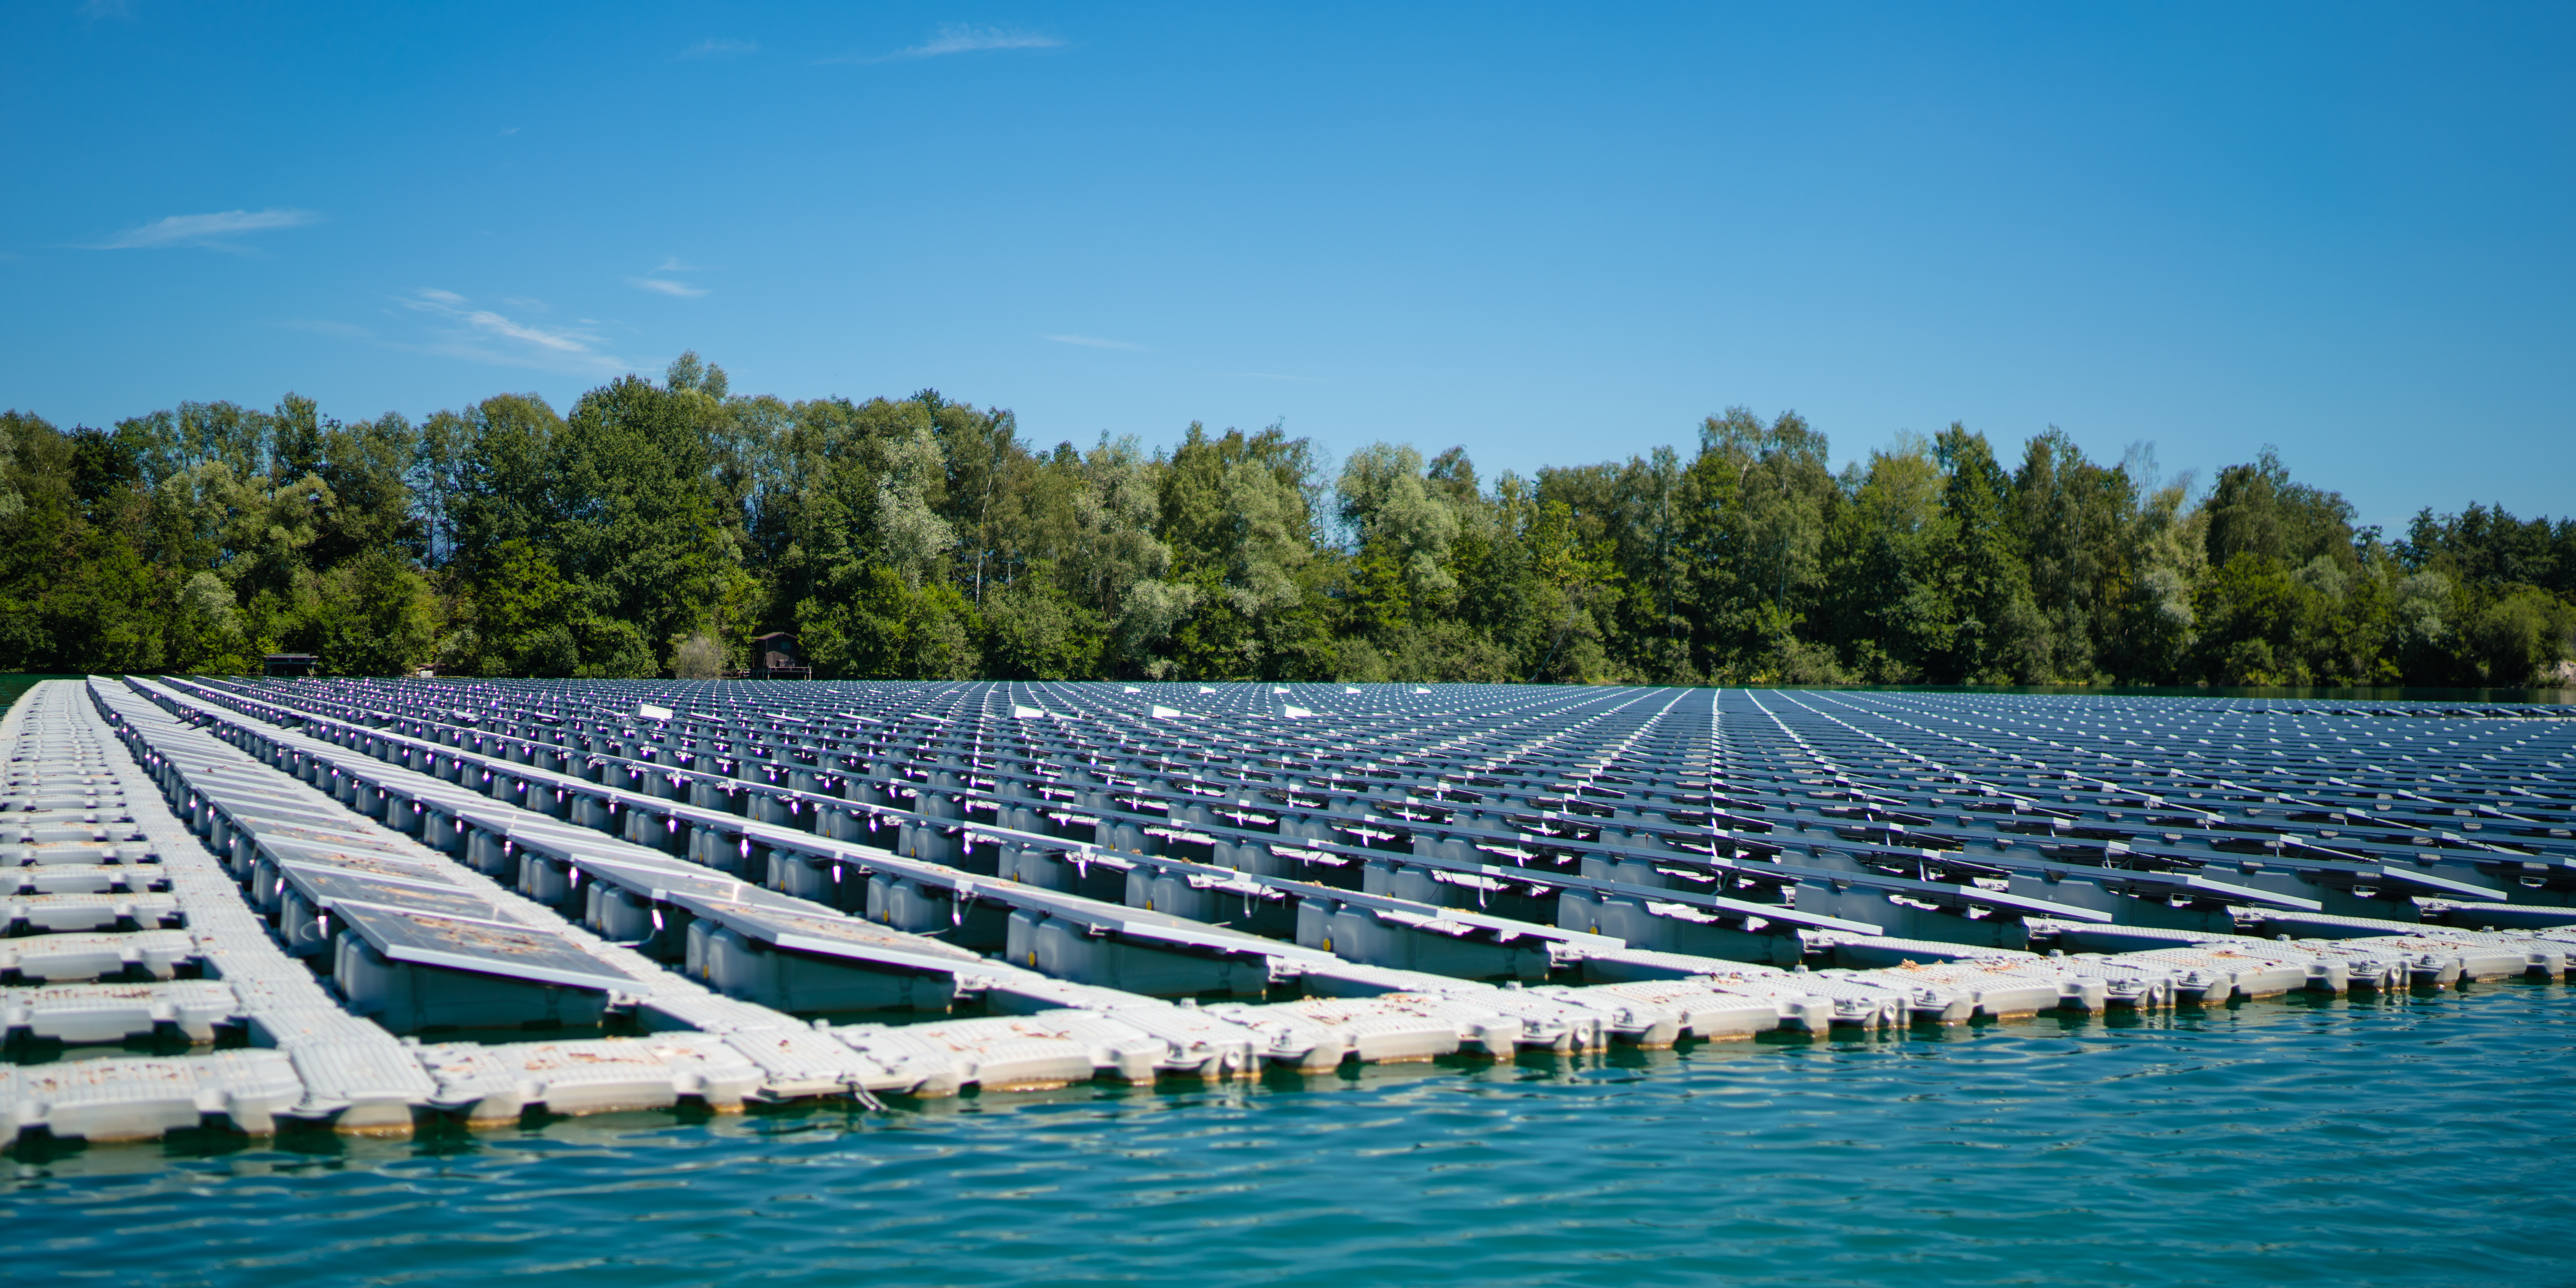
xmin=8 ymin=986 xmax=2574 ymax=1287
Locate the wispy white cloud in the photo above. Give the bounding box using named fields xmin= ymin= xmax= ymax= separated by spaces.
xmin=397 ymin=289 xmax=630 ymax=375
xmin=89 ymin=208 xmax=321 ymax=253
xmin=905 ymin=23 xmax=1061 ymax=57
xmin=678 ymin=37 xmax=758 ymax=60
xmin=824 ymin=23 xmax=1063 ymax=64
xmin=499 ymin=126 xmax=520 ymax=136
xmin=78 ymin=0 xmax=131 ymax=21
xmin=1045 ymin=333 xmax=1141 ymax=351
xmin=631 ymin=257 xmax=713 ymax=297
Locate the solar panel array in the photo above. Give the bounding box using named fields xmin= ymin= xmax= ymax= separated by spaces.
xmin=6 ymin=675 xmax=2570 ymax=1149
xmin=199 ymin=677 xmax=2576 ymax=944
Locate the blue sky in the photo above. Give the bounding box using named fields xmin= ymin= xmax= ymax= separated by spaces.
xmin=2 ymin=2 xmax=2568 ymax=529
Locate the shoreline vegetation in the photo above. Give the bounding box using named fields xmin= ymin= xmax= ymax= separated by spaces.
xmin=4 ymin=353 xmax=2570 ymax=688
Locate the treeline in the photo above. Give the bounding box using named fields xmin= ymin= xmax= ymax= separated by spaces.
xmin=3 ymin=353 xmax=2571 ymax=687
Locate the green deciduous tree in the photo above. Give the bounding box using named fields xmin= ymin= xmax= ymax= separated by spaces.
xmin=6 ymin=370 xmax=2564 ymax=690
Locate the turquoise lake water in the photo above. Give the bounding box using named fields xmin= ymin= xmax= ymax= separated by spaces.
xmin=8 ymin=985 xmax=2572 ymax=1287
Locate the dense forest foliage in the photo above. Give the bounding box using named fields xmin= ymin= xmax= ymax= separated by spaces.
xmin=3 ymin=354 xmax=2570 ymax=687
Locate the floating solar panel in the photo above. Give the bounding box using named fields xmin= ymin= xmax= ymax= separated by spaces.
xmin=16 ymin=672 xmax=2572 ymax=1147
xmin=329 ymin=902 xmax=636 ymax=993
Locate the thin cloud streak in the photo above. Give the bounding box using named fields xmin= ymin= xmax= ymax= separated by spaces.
xmin=630 ymin=278 xmax=710 ymax=298
xmin=823 ymin=23 xmax=1063 ymax=64
xmin=678 ymin=37 xmax=758 ymax=60
xmin=398 ymin=289 xmax=630 ymax=375
xmin=90 ymin=208 xmax=320 ymax=252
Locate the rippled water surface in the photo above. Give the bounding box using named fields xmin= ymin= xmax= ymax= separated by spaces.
xmin=9 ymin=987 xmax=2574 ymax=1287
